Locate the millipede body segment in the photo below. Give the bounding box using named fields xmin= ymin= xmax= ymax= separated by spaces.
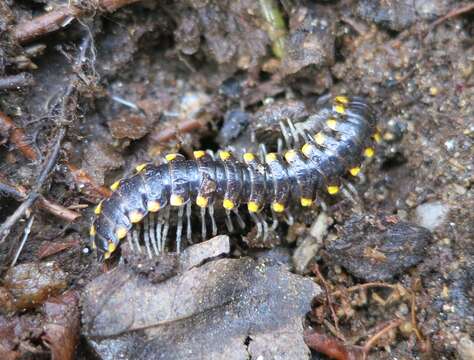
xmin=90 ymin=96 xmax=379 ymax=259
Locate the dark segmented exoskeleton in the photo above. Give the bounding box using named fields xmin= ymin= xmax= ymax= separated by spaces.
xmin=90 ymin=96 xmax=380 ymax=260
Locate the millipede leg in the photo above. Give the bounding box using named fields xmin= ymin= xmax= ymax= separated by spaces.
xmin=256 ymin=213 xmax=268 ymax=241
xmin=126 ymin=232 xmax=134 ymax=252
xmin=259 ymin=144 xmax=268 ymax=163
xmin=287 ymin=118 xmax=300 ymax=146
xmin=233 ymin=207 xmax=246 ymax=229
xmin=155 ymin=212 xmax=163 ymax=254
xmin=320 ymin=200 xmax=328 ymax=212
xmin=285 ymin=210 xmax=294 ymax=226
xmin=207 ymin=150 xmax=216 ymax=160
xmin=303 ymin=130 xmax=314 ymax=143
xmin=277 ymin=137 xmax=284 ymax=154
xmin=132 ymin=227 xmax=141 ymax=254
xmin=341 ymin=185 xmax=357 ymax=205
xmin=250 ymin=212 xmax=262 ymax=238
xmin=270 ymin=209 xmax=279 ymax=230
xmin=143 ymin=216 xmax=153 ymax=259
xmin=279 ymin=120 xmax=292 ymax=148
xmin=176 ymin=205 xmax=184 ymax=253
xmin=225 ymin=209 xmax=234 ymax=232
xmin=149 ymin=212 xmax=159 ymax=255
xmin=186 ymin=201 xmax=193 ymax=244
xmin=200 ymin=207 xmax=207 ymax=240
xmin=209 ymin=204 xmax=217 ymax=236
xmin=345 ymin=181 xmax=360 ymax=200
xmin=161 ymin=207 xmax=170 ymax=252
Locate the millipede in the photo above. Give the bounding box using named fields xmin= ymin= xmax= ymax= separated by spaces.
xmin=90 ymin=95 xmax=380 ymax=260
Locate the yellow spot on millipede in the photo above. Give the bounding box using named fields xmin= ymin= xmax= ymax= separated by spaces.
xmin=115 ymin=227 xmax=128 ymax=240
xmin=314 ymin=132 xmax=325 ymax=146
xmin=89 ymin=225 xmax=96 ymax=236
xmin=170 ymin=194 xmax=185 ymax=206
xmin=327 ymin=185 xmax=339 ymax=195
xmin=373 ymin=132 xmax=382 ymax=143
xmin=110 ymin=181 xmax=120 ymax=191
xmin=219 ymin=151 xmax=231 ymax=161
xmin=364 ymin=147 xmax=375 ymax=158
xmin=284 ymin=150 xmax=297 ymax=162
xmin=194 ymin=150 xmax=206 ymax=159
xmin=265 ymin=153 xmax=278 ymax=163
xmin=107 ymin=242 xmax=116 ymax=253
xmin=300 ymin=197 xmax=313 ymax=207
xmin=335 ymin=96 xmax=349 ymax=104
xmin=247 ymin=201 xmax=260 ymax=213
xmin=326 ymin=118 xmax=338 ymax=130
xmin=104 ymin=251 xmax=111 ymax=260
xmin=147 ymin=200 xmax=161 ymax=212
xmin=129 ymin=210 xmax=144 ymax=223
xmin=135 ymin=163 xmax=147 ymax=172
xmin=272 ymin=202 xmax=285 ymax=213
xmin=301 ymin=143 xmax=314 ymax=157
xmin=334 ymin=104 xmax=346 ymax=114
xmin=196 ymin=195 xmax=208 ymax=208
xmin=165 ymin=153 xmax=177 ymax=162
xmin=223 ymin=198 xmax=235 ymax=210
xmin=243 ymin=153 xmax=255 ymax=163
xmin=94 ymin=201 xmax=103 ymax=215
xmin=349 ymin=167 xmax=361 ymax=176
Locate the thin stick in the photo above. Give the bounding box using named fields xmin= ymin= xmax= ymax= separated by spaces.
xmin=428 ymin=3 xmax=474 ymax=32
xmin=0 ymin=73 xmax=35 ymax=90
xmin=312 ymin=264 xmax=344 ymax=341
xmin=362 ymin=318 xmax=403 ymax=359
xmin=0 ymin=128 xmax=65 ymax=243
xmin=0 ymin=177 xmax=80 ymax=221
xmin=0 ymin=111 xmax=39 ymax=161
xmin=12 ymin=0 xmax=141 ymax=44
xmin=11 ymin=215 xmax=35 ymax=267
xmin=331 ymin=282 xmax=399 ymax=297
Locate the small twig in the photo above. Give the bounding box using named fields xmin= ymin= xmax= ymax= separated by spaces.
xmin=11 ymin=215 xmax=35 ymax=267
xmin=0 ymin=176 xmax=80 ymax=221
xmin=0 ymin=128 xmax=65 ymax=243
xmin=312 ymin=264 xmax=344 ymax=340
xmin=427 ymin=3 xmax=474 ymax=33
xmin=66 ymin=163 xmax=112 ymax=200
xmin=0 ymin=111 xmax=39 ymax=161
xmin=0 ymin=179 xmax=25 ymax=199
xmin=12 ymin=0 xmax=141 ymax=44
xmin=362 ymin=318 xmax=403 ymax=359
xmin=38 ymin=197 xmax=80 ymax=222
xmin=0 ymin=73 xmax=35 ymax=90
xmin=331 ymin=282 xmax=399 ymax=297
xmin=149 ymin=118 xmax=208 ymax=143
xmin=304 ymin=331 xmax=361 ymax=360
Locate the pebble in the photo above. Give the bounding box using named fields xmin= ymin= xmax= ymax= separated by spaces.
xmin=415 ymin=201 xmax=450 ymax=231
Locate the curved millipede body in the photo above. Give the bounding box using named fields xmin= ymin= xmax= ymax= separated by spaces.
xmin=90 ymin=96 xmax=379 ymax=259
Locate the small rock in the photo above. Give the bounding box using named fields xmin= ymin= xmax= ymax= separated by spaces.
xmin=81 ymin=141 xmax=125 ymax=185
xmin=357 ymin=0 xmax=448 ymax=31
xmin=2 ymin=261 xmax=67 ymax=312
xmin=217 ymin=109 xmax=251 ymax=146
xmin=457 ymin=336 xmax=474 ymax=360
xmin=179 ymin=235 xmax=231 ymax=271
xmin=281 ymin=5 xmax=335 ymax=75
xmin=108 ymin=113 xmax=149 ymax=140
xmin=415 ymin=201 xmax=450 ymax=231
xmin=293 ymin=212 xmax=332 ymax=274
xmin=324 ymin=215 xmax=431 ymax=281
